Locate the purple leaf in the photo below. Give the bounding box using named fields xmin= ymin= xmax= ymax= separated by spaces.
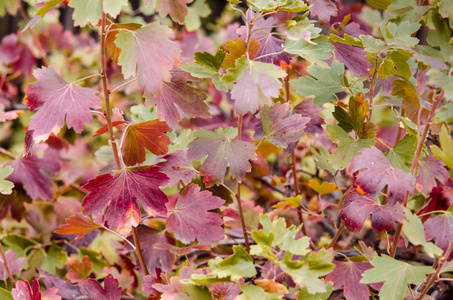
xmin=78 ymin=274 xmax=122 ymax=300
xmin=147 ymin=69 xmax=210 ymax=130
xmin=340 ymin=190 xmax=405 ymax=232
xmin=166 ymin=184 xmax=225 ymax=245
xmin=325 ymin=260 xmax=378 ymax=300
xmin=416 ymin=157 xmax=449 ymax=197
xmin=157 ymin=150 xmax=197 ymax=187
xmin=332 ymin=42 xmax=372 ymax=77
xmin=293 ymin=99 xmax=325 ymax=135
xmin=0 ymin=249 xmax=24 ymax=281
xmin=137 ymin=225 xmax=175 ymax=273
xmin=309 ymin=0 xmax=338 ymax=24
xmin=39 ymin=269 xmax=82 ymax=300
xmin=24 ymin=67 xmax=101 ymax=142
xmin=81 ymin=166 xmax=169 ymax=232
xmin=255 ymin=102 xmax=309 ymax=148
xmin=349 ymin=147 xmax=416 ymax=205
xmin=424 ymin=213 xmax=453 ymax=253
xmin=208 ymin=282 xmax=241 ymax=300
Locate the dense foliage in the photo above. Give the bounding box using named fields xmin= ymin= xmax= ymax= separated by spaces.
xmin=1 ymin=0 xmax=453 ymax=299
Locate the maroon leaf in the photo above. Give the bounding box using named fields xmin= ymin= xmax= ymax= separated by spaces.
xmin=166 ymin=184 xmax=225 ymax=245
xmin=325 ymin=260 xmax=377 ymax=300
xmin=418 ymin=187 xmax=453 ymax=221
xmin=137 ymin=225 xmax=175 ymax=273
xmin=0 ymin=249 xmax=25 ymax=281
xmin=349 ymin=147 xmax=416 ymax=205
xmin=24 ymin=67 xmax=101 ymax=142
xmin=332 ymin=42 xmax=372 ymax=77
xmin=78 ymin=273 xmax=122 ymax=300
xmin=416 ymin=157 xmax=449 ymax=197
xmin=121 ymin=120 xmax=171 ymax=166
xmin=157 ymin=150 xmax=197 ymax=187
xmin=81 ymin=166 xmax=169 ymax=232
xmin=309 ymin=0 xmax=338 ymax=24
xmin=293 ymin=99 xmax=325 ymax=135
xmin=340 ymin=190 xmax=405 ymax=232
xmin=147 ymin=69 xmax=210 ymax=130
xmin=254 ymin=102 xmax=309 ymax=148
xmin=424 ymin=212 xmax=453 ymax=253
xmin=6 ymin=156 xmax=54 ymax=200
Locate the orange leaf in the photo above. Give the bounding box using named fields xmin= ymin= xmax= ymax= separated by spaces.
xmin=54 ymin=213 xmax=100 ymax=242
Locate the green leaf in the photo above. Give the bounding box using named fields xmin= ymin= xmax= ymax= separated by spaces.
xmin=291 ymin=61 xmax=345 ymax=107
xmin=36 ymin=0 xmax=64 ymax=17
xmin=381 ymin=21 xmax=421 ymax=49
xmin=90 ymin=231 xmax=123 ymax=265
xmin=431 ymin=125 xmax=453 ymax=169
xmin=402 ymin=208 xmax=443 ymax=258
xmin=435 ymin=102 xmax=453 ymax=125
xmin=280 ymin=249 xmax=335 ymax=294
xmin=327 ymin=124 xmax=374 ymax=170
xmin=366 ymin=0 xmax=391 ymax=10
xmin=388 ymin=50 xmax=412 ymax=79
xmin=69 ymin=0 xmax=128 ymax=27
xmin=360 ymin=35 xmax=386 ymax=53
xmin=195 ymin=50 xmax=226 ymax=72
xmin=236 ymin=285 xmax=284 ymax=300
xmin=427 ymin=69 xmax=453 ymax=101
xmin=361 ymin=255 xmax=434 ymax=300
xmin=247 ymin=0 xmax=309 ymax=12
xmin=387 ymin=0 xmax=429 ymax=24
xmin=40 ymin=242 xmax=67 ymax=273
xmin=209 ymin=246 xmax=257 ymax=281
xmin=185 ymin=0 xmax=211 ymax=31
xmin=385 ymin=134 xmax=417 ymax=172
xmin=0 ymin=166 xmax=14 ymax=195
xmin=297 ymin=280 xmax=333 ymax=300
xmin=0 ymin=288 xmax=13 ymax=300
xmin=2 ymin=235 xmax=37 ymax=258
xmin=309 ymin=146 xmax=337 ymax=175
xmin=329 ymin=33 xmax=362 ymax=47
xmin=285 ymin=36 xmax=333 ymax=67
xmin=188 ymin=285 xmax=214 ymax=300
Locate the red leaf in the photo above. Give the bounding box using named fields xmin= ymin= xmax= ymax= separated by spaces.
xmin=325 ymin=260 xmax=378 ymax=300
xmin=93 ymin=120 xmax=128 ymax=137
xmin=418 ymin=187 xmax=453 ymax=221
xmin=81 ymin=166 xmax=169 ymax=231
xmin=24 ymin=67 xmax=101 ymax=142
xmin=147 ymin=69 xmax=210 ymax=130
xmin=66 ymin=256 xmax=93 ymax=282
xmin=78 ymin=274 xmax=122 ymax=300
xmin=340 ymin=190 xmax=405 ymax=232
xmin=424 ymin=212 xmax=453 ymax=253
xmin=54 ymin=213 xmax=100 ymax=242
xmin=166 ymin=184 xmax=225 ymax=245
xmin=349 ymin=147 xmax=416 ymax=205
xmin=309 ymin=0 xmax=338 ymax=24
xmin=332 ymin=42 xmax=372 ymax=77
xmin=121 ymin=120 xmax=171 ymax=166
xmin=157 ymin=150 xmax=197 ymax=187
xmin=137 ymin=225 xmax=175 ymax=273
xmin=416 ymin=157 xmax=449 ymax=197
xmin=12 ymin=279 xmax=61 ymax=300
xmin=6 ymin=156 xmax=54 ymax=200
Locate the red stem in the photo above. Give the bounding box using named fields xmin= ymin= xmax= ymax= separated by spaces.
xmin=0 ymin=243 xmax=15 ymax=285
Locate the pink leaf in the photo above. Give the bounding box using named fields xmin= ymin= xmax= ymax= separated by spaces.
xmin=0 ymin=34 xmax=20 ymax=65
xmin=293 ymin=99 xmax=325 ymax=135
xmin=254 ymin=102 xmax=309 ymax=148
xmin=157 ymin=150 xmax=197 ymax=187
xmin=78 ymin=274 xmax=122 ymax=300
xmin=81 ymin=166 xmax=169 ymax=232
xmin=424 ymin=213 xmax=453 ymax=253
xmin=325 ymin=260 xmax=378 ymax=300
xmin=115 ymin=22 xmax=181 ymax=95
xmin=146 ymin=69 xmax=210 ymax=130
xmin=187 ymin=128 xmax=257 ymax=185
xmin=340 ymin=190 xmax=405 ymax=232
xmin=332 ymin=42 xmax=372 ymax=77
xmin=144 ymin=0 xmax=193 ymax=24
xmin=208 ymin=282 xmax=241 ymax=300
xmin=24 ymin=67 xmax=100 ymax=142
xmin=7 ymin=156 xmax=54 ymax=200
xmin=137 ymin=225 xmax=175 ymax=272
xmin=416 ymin=157 xmax=449 ymax=197
xmin=166 ymin=184 xmax=225 ymax=245
xmin=0 ymin=249 xmax=25 ymax=281
xmin=349 ymin=147 xmax=416 ymax=205
xmin=309 ymin=0 xmax=338 ymax=24
xmin=12 ymin=279 xmax=61 ymax=300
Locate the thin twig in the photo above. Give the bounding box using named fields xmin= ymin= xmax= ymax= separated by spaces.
xmin=390 ymin=90 xmax=445 ymax=258
xmin=0 ymin=242 xmax=15 ymax=285
xmin=101 ymin=226 xmax=136 ymax=251
xmin=109 ymin=78 xmax=138 ymax=94
xmin=0 ymin=147 xmax=18 ymax=160
xmin=367 ymin=54 xmax=380 ymax=121
xmin=72 ymin=74 xmax=102 ymax=85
